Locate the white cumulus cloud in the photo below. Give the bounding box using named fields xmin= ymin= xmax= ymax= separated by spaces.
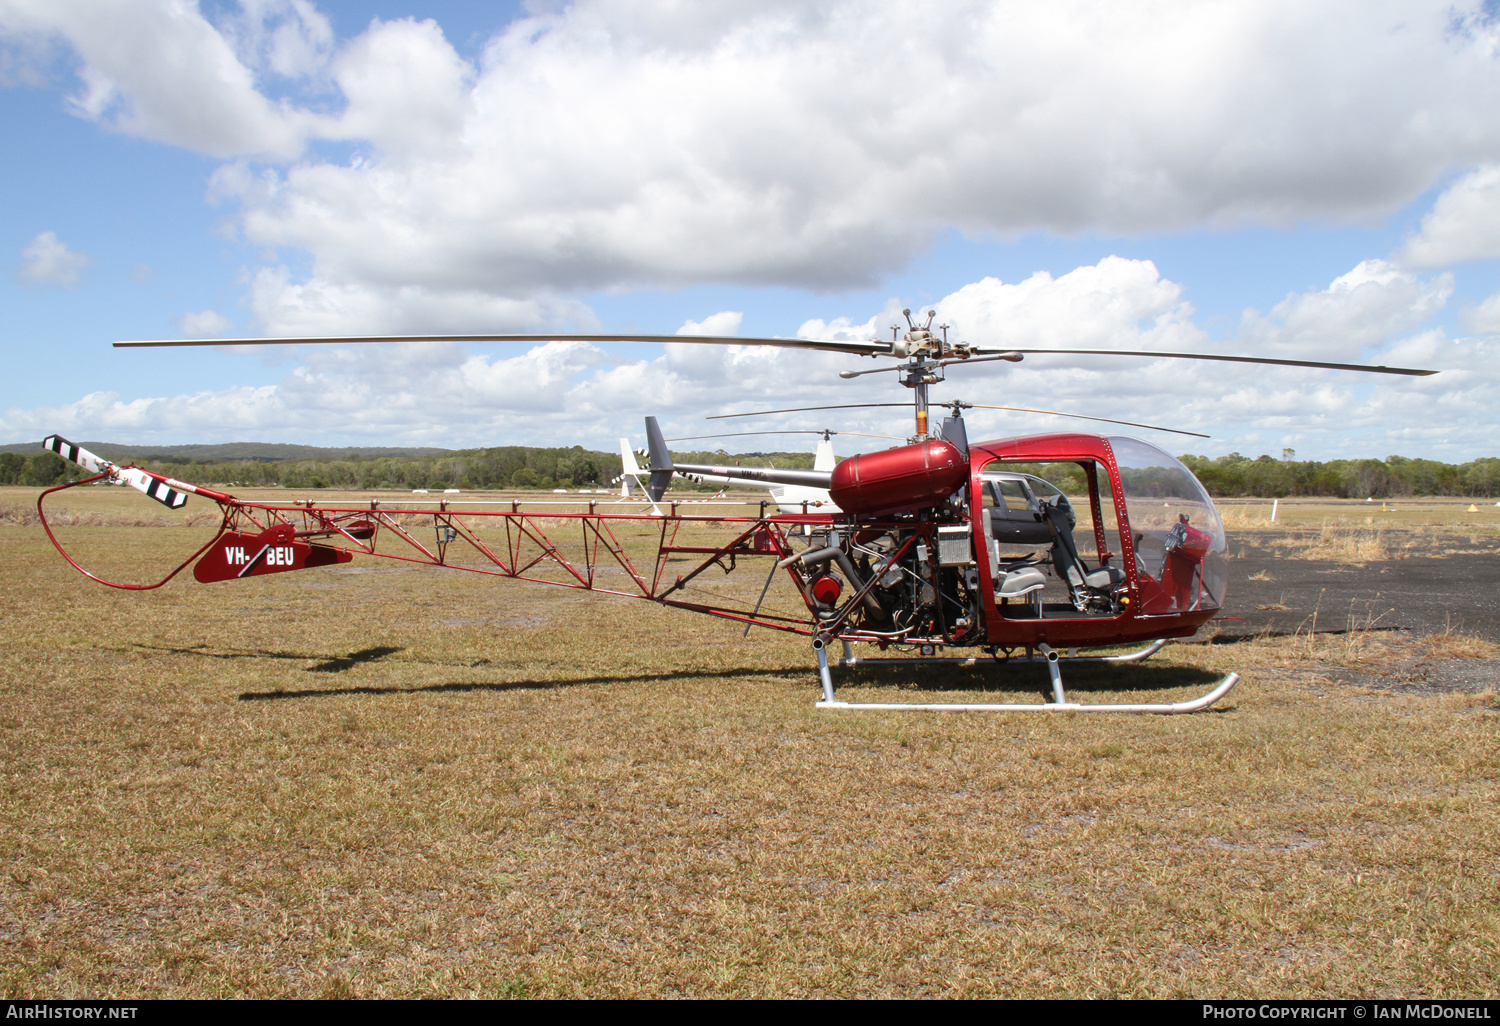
xmin=246 ymin=266 xmax=598 ymax=336
xmin=676 ymin=311 xmax=743 ymax=336
xmin=1462 ymin=291 xmax=1500 ymax=335
xmin=8 ymin=0 xmax=1500 ymax=333
xmin=0 ymin=0 xmax=325 ymax=158
xmin=17 ymin=230 xmax=89 ymax=287
xmin=220 ymin=0 xmax=334 ymax=80
xmin=1234 ymin=260 xmax=1453 ymax=361
xmin=1402 ymin=165 xmax=1500 ymax=268
xmin=174 ymin=310 xmax=230 ymax=337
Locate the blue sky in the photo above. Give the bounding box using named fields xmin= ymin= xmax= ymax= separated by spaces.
xmin=3 ymin=0 xmax=1500 ymax=461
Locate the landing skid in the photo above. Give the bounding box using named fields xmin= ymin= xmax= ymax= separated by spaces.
xmin=812 ymin=637 xmax=1238 ymax=714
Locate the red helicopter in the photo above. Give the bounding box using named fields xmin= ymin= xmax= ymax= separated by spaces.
xmin=37 ymin=313 xmax=1437 ymax=713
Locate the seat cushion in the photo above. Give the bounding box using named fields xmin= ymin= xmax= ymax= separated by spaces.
xmin=1084 ymin=566 xmax=1125 ymax=589
xmin=998 ymin=566 xmax=1046 ymax=597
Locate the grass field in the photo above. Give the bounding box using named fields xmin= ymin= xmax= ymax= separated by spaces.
xmin=2 ymin=487 xmax=1498 ymax=998
xmin=1217 ymin=497 xmax=1500 ymax=563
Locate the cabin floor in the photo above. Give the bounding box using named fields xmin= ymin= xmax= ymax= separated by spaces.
xmin=994 ymin=560 xmax=1120 ymax=621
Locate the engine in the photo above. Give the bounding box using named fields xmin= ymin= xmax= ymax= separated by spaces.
xmin=795 ymin=515 xmax=983 ymax=648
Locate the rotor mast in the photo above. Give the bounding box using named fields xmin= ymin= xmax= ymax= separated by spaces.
xmin=895 ymin=309 xmax=945 ymax=440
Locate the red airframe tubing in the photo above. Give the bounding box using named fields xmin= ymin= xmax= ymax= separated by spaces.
xmin=36 ymin=474 xmax=228 ymax=590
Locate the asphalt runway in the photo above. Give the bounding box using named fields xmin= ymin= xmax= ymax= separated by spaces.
xmin=1211 ymin=532 xmax=1500 ymax=694
xmin=1220 ymin=534 xmax=1500 ymax=640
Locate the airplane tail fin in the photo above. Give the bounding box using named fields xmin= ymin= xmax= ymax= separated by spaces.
xmin=620 ymin=439 xmax=643 ymax=477
xmin=618 ymin=439 xmax=641 ymax=497
xmin=644 ymin=416 xmax=675 ymax=502
xmin=813 ymin=435 xmax=836 ymax=472
xmin=609 ymin=435 xmax=662 ymax=513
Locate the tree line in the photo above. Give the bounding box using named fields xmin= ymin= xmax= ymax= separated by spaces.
xmin=0 ymin=445 xmax=818 ymax=492
xmin=1176 ymin=452 xmax=1500 ymax=499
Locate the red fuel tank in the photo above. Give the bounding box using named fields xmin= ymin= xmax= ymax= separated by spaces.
xmin=829 ymin=439 xmax=968 ymax=516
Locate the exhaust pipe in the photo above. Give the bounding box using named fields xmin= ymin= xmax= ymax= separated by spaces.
xmin=780 ymin=538 xmax=886 ymax=621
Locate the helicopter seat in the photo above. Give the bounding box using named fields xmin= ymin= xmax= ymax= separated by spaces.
xmin=1077 ymin=565 xmax=1126 ymax=590
xmin=995 ymin=564 xmax=1046 ymax=617
xmin=1041 ymin=500 xmax=1125 ymax=612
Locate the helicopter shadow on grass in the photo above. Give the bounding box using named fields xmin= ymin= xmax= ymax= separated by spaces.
xmin=236 ymin=666 xmax=820 ymax=702
xmin=1203 ymin=626 xmax=1404 ymax=644
xmin=834 ymin=659 xmax=1224 ymax=701
xmin=126 ymin=641 xmax=818 ymax=699
xmin=121 ymin=641 xmax=1216 ymax=704
xmin=125 ymin=642 xmax=407 ymax=673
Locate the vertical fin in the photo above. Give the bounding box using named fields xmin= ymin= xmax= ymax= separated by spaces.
xmin=620 ymin=439 xmax=643 ymax=477
xmin=644 ymin=416 xmax=675 ymax=502
xmin=940 ymin=415 xmax=969 ymax=459
xmin=618 ymin=439 xmax=639 ymax=497
xmin=813 ymin=435 xmax=836 ymax=472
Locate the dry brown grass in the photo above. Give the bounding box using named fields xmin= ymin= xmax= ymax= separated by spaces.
xmin=1419 ymin=623 xmax=1500 ymax=661
xmin=1225 ymin=601 xmax=1497 ymax=672
xmin=2 ymin=490 xmax=1498 ymax=998
xmin=1217 ymin=496 xmax=1500 ymax=532
xmin=1260 ymin=520 xmax=1500 ymax=564
xmin=3 ymin=504 xmax=224 ymax=529
xmin=1220 ymin=498 xmax=1500 ymax=564
xmin=1217 ymin=505 xmax=1279 ymax=530
xmin=1259 ymin=521 xmax=1447 ymax=564
xmin=1285 ymin=522 xmax=1394 ymax=563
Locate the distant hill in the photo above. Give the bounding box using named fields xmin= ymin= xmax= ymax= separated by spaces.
xmin=0 ymin=440 xmax=454 ymax=462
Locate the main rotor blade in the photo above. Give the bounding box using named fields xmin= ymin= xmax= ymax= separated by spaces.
xmin=964 ymin=403 xmax=1209 ymax=438
xmin=667 ymin=429 xmax=900 ymax=441
xmin=707 ymin=403 xmax=914 ymax=420
xmin=113 ymin=331 xmax=1438 ymax=375
xmin=113 ymin=332 xmax=891 ymax=358
xmin=974 ymin=347 xmax=1437 ymax=376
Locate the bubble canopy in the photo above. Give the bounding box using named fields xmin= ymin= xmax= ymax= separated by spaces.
xmin=1109 ymin=436 xmax=1227 ymax=613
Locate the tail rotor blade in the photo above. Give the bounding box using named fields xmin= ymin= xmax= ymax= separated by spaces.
xmin=118 ymin=468 xmax=190 ymax=509
xmin=42 ymin=435 xmax=114 ymax=476
xmin=41 ymin=433 xmax=191 ymax=508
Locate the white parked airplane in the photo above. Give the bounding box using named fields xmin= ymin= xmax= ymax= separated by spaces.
xmin=643 ymin=428 xmax=900 ymax=513
xmin=613 ymin=440 xmax=663 ymax=514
